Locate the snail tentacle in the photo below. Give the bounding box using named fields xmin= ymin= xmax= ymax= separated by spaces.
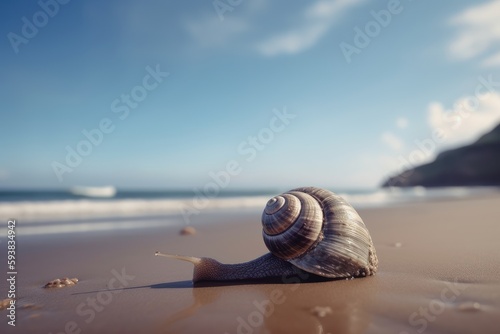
xmin=155 ymin=252 xmax=201 ymax=265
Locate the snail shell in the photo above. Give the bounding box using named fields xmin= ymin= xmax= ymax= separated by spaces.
xmin=262 ymin=187 xmax=378 ymax=278
xmin=156 ymin=187 xmax=378 ymax=282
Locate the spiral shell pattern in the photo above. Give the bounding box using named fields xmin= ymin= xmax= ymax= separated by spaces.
xmin=261 ymin=187 xmax=378 ymax=278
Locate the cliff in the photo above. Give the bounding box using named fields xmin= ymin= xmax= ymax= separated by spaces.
xmin=381 ymin=123 xmax=500 ymax=187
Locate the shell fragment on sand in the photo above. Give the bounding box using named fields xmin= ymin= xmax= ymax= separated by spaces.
xmin=180 ymin=226 xmax=196 ymax=235
xmin=43 ymin=277 xmax=79 ymax=288
xmin=0 ymin=298 xmax=14 ymax=310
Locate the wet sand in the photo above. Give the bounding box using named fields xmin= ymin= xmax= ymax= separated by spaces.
xmin=1 ymin=195 xmax=500 ymax=333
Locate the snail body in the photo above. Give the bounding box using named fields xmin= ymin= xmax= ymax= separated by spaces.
xmin=156 ymin=187 xmax=378 ymax=282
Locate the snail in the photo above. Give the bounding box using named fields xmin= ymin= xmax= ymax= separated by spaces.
xmin=156 ymin=187 xmax=378 ymax=282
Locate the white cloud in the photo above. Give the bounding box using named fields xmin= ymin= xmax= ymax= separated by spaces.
xmin=183 ymin=0 xmax=365 ymax=56
xmin=381 ymin=132 xmax=404 ymax=151
xmin=305 ymin=0 xmax=361 ymax=19
xmin=380 ymin=91 xmax=500 ymax=179
xmin=396 ymin=117 xmax=409 ymax=129
xmin=428 ymin=92 xmax=500 ymax=148
xmin=256 ymin=0 xmax=365 ymax=56
xmin=257 ymin=22 xmax=330 ymax=56
xmin=448 ymin=0 xmax=500 ymax=66
xmin=482 ymin=51 xmax=500 ymax=67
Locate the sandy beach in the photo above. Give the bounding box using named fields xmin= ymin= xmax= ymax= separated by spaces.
xmin=4 ymin=0 xmax=500 ymax=333
xmin=1 ymin=194 xmax=500 ymax=334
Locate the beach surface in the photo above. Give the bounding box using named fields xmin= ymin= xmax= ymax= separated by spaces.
xmin=1 ymin=194 xmax=500 ymax=333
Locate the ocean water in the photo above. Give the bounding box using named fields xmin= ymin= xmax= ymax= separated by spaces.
xmin=0 ymin=187 xmax=496 ymax=236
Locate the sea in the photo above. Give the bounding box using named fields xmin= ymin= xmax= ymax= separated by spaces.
xmin=0 ymin=186 xmax=497 ymax=236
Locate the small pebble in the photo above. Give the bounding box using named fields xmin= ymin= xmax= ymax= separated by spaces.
xmin=310 ymin=306 xmax=332 ymax=318
xmin=44 ymin=277 xmax=78 ymax=288
xmin=457 ymin=302 xmax=481 ymax=312
xmin=180 ymin=226 xmax=196 ymax=235
xmin=394 ymin=242 xmax=402 ymax=248
xmin=0 ymin=299 xmax=13 ymax=310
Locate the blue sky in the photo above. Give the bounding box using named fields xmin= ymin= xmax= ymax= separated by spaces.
xmin=1 ymin=0 xmax=500 ymax=190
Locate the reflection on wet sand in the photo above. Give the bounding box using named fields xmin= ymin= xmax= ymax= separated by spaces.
xmin=158 ymin=274 xmax=377 ymax=333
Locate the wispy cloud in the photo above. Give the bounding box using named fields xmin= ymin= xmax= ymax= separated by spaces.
xmin=428 ymin=92 xmax=500 ymax=148
xmin=396 ymin=117 xmax=409 ymax=129
xmin=183 ymin=0 xmax=365 ymax=56
xmin=482 ymin=52 xmax=500 ymax=67
xmin=448 ymin=0 xmax=500 ymax=66
xmin=381 ymin=131 xmax=404 ymax=151
xmin=256 ymin=22 xmax=329 ymax=56
xmin=256 ymin=0 xmax=365 ymax=56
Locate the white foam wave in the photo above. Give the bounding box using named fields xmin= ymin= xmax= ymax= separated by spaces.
xmin=0 ymin=187 xmax=491 ymax=225
xmin=13 ymin=219 xmax=177 ymax=236
xmin=0 ymin=196 xmax=271 ymax=223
